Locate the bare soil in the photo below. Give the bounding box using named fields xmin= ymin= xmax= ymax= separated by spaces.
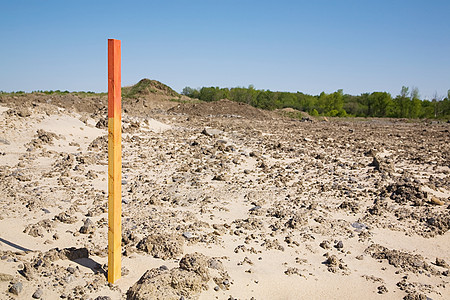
xmin=0 ymin=89 xmax=449 ymax=300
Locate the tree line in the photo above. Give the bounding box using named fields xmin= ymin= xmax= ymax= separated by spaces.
xmin=181 ymin=86 xmax=450 ymax=119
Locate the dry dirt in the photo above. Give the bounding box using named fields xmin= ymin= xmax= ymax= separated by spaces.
xmin=0 ymin=91 xmax=449 ymax=300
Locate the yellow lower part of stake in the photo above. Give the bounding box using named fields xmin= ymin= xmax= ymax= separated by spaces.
xmin=108 ymin=117 xmax=122 ymax=283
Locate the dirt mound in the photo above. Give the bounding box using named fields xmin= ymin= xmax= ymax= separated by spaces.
xmin=276 ymin=108 xmax=317 ymax=122
xmin=382 ymin=178 xmax=427 ymax=205
xmin=169 ymin=99 xmax=274 ymax=120
xmin=126 ymin=253 xmax=211 ymax=300
xmin=365 ymin=244 xmax=439 ymax=275
xmin=0 ymin=79 xmax=185 ymax=115
xmin=136 ymin=233 xmax=184 ymax=259
xmin=121 ymin=79 xmax=194 ymax=115
xmin=0 ymin=93 xmax=105 ymax=114
xmin=122 ymin=79 xmax=179 ymax=99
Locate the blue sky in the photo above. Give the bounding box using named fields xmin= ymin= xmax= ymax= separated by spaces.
xmin=1 ymin=0 xmax=449 ymax=99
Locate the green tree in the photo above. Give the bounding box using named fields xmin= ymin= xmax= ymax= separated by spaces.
xmin=329 ymin=89 xmax=344 ymax=112
xmin=278 ymin=92 xmax=297 ymax=109
xmin=181 ymin=86 xmax=199 ymax=98
xmin=393 ymin=86 xmax=409 ymax=117
xmin=296 ymin=92 xmax=317 ymax=112
xmin=370 ymin=92 xmax=393 ymax=117
xmin=317 ymin=92 xmax=328 ymax=114
xmin=408 ymin=87 xmax=421 ymax=118
xmin=255 ymin=90 xmax=277 ymax=110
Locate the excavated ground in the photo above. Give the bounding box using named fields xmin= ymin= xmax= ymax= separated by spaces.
xmin=0 ymin=95 xmax=449 ymax=300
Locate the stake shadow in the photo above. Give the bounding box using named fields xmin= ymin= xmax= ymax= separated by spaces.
xmin=72 ymin=257 xmax=106 ymax=276
xmin=0 ymin=237 xmax=33 ymax=252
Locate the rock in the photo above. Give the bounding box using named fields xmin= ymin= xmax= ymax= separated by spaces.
xmin=122 ymin=267 xmax=130 ymax=276
xmin=249 ymin=205 xmax=261 ymax=212
xmin=32 ymin=288 xmax=43 ymax=299
xmin=36 ymin=129 xmax=58 ymax=144
xmin=326 ymin=255 xmax=339 ymax=267
xmin=80 ymin=218 xmax=95 ymax=234
xmin=436 ymin=257 xmax=448 ymax=268
xmin=403 ymin=292 xmax=428 ymax=300
xmin=7 ymin=108 xmax=31 ymax=117
xmin=179 ymin=252 xmax=210 ymax=280
xmin=249 ymin=151 xmax=260 ymax=157
xmin=383 ymin=178 xmax=428 ymax=206
xmin=54 ymin=212 xmax=77 ymax=224
xmin=351 ymin=222 xmax=367 ymax=232
xmin=284 ymin=267 xmax=302 ymax=276
xmin=0 ymin=272 xmax=14 ymax=281
xmin=9 ymin=282 xmax=23 ymax=295
xmin=286 ymin=215 xmax=306 ymax=229
xmin=208 ymin=259 xmax=224 ymax=271
xmin=137 ymin=233 xmax=184 ymax=259
xmin=319 ymin=241 xmax=330 ymax=249
xmin=60 ymin=247 xmax=89 ymax=260
xmin=368 ymin=152 xmax=393 ymax=173
xmin=202 ymin=127 xmax=223 ymax=137
xmin=335 ymin=241 xmax=344 ymax=249
xmin=212 ymin=174 xmax=229 ymax=181
xmin=122 ymin=231 xmax=138 ymax=245
xmin=95 ymin=118 xmax=108 ymax=129
xmin=159 ymin=265 xmax=169 ymax=271
xmin=23 ymin=224 xmax=45 ymax=238
xmin=338 ymin=200 xmax=359 ymax=213
xmin=324 ymin=254 xmax=348 ymax=274
xmin=182 ymin=232 xmax=193 ymax=239
xmin=95 ymin=296 xmax=112 ymax=300
xmin=377 ymin=285 xmax=388 ymax=294
xmin=20 ymin=262 xmax=35 ymax=280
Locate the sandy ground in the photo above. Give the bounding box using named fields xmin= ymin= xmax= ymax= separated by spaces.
xmin=0 ymin=97 xmax=449 ymax=300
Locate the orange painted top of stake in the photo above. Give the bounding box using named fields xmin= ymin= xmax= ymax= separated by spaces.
xmin=108 ymin=39 xmax=121 ymax=118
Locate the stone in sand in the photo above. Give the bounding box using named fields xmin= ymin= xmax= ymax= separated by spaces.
xmin=9 ymin=282 xmax=23 ymax=295
xmin=32 ymin=288 xmax=43 ymax=299
xmin=79 ymin=218 xmax=95 ymax=234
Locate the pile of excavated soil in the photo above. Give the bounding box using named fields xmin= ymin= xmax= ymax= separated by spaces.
xmin=0 ymin=93 xmax=106 ymax=114
xmin=169 ymin=99 xmax=276 ymax=120
xmin=0 ymin=79 xmax=192 ymax=117
xmin=122 ymin=79 xmax=180 ymax=98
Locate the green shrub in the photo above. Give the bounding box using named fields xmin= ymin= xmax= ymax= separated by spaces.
xmin=310 ymin=109 xmax=319 ymax=116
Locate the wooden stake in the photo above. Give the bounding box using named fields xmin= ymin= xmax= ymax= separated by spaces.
xmin=108 ymin=38 xmax=121 ymax=284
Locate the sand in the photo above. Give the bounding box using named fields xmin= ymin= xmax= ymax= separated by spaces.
xmin=0 ymin=96 xmax=449 ymax=300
